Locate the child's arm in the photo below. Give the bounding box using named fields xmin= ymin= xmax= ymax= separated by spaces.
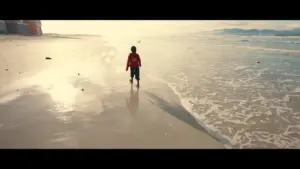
xmin=126 ymin=54 xmax=131 ymax=71
xmin=138 ymin=54 xmax=141 ymax=67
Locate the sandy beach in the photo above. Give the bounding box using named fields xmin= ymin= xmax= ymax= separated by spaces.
xmin=0 ymin=35 xmax=223 ymax=148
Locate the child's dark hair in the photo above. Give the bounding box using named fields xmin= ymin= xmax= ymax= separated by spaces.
xmin=131 ymin=46 xmax=137 ymax=53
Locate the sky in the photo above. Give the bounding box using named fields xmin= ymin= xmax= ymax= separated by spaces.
xmin=42 ymin=20 xmax=300 ymax=36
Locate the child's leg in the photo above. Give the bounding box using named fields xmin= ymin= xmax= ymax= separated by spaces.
xmin=130 ymin=67 xmax=134 ymax=83
xmin=135 ymin=67 xmax=140 ymax=87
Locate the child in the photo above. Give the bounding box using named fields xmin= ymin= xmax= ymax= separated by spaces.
xmin=126 ymin=46 xmax=141 ymax=88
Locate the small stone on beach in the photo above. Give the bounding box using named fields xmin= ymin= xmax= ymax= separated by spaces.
xmin=45 ymin=57 xmax=52 ymax=60
xmin=256 ymin=61 xmax=260 ymax=64
xmin=81 ymin=88 xmax=84 ymax=91
xmin=78 ymin=73 xmax=80 ymax=76
xmin=5 ymin=69 xmax=8 ymax=71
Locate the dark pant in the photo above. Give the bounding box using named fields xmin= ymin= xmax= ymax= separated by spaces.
xmin=130 ymin=67 xmax=140 ymax=81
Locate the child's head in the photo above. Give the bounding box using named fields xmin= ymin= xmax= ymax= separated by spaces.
xmin=131 ymin=46 xmax=137 ymax=53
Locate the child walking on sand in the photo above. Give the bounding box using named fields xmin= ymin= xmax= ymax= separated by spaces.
xmin=126 ymin=46 xmax=141 ymax=88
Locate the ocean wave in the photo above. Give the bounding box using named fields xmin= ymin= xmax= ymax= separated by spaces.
xmin=215 ymin=28 xmax=300 ymax=36
xmin=217 ymin=44 xmax=300 ymax=54
xmin=147 ymin=64 xmax=300 ymax=148
xmin=240 ymin=39 xmax=300 ymax=44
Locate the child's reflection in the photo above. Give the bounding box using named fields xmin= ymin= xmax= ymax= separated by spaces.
xmin=126 ymin=84 xmax=139 ymax=117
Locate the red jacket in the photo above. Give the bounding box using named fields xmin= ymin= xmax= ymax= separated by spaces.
xmin=126 ymin=53 xmax=141 ymax=70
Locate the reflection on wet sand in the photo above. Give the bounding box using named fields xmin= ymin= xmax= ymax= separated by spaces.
xmin=126 ymin=84 xmax=139 ymax=117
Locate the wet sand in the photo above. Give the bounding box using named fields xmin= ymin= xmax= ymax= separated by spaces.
xmin=0 ymin=35 xmax=223 ymax=148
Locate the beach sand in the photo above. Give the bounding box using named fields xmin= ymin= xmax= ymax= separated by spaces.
xmin=0 ymin=35 xmax=223 ymax=148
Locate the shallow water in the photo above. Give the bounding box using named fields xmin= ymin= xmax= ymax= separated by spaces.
xmin=143 ymin=33 xmax=300 ymax=148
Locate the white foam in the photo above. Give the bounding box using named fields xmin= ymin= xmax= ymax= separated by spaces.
xmin=217 ymin=44 xmax=300 ymax=54
xmin=283 ymin=95 xmax=290 ymax=102
xmin=180 ymin=97 xmax=194 ymax=113
xmin=293 ymin=87 xmax=300 ymax=93
xmin=280 ymin=73 xmax=300 ymax=77
xmin=277 ymin=79 xmax=294 ymax=83
xmin=241 ymin=39 xmax=300 ymax=44
xmin=147 ymin=74 xmax=232 ymax=148
xmin=234 ymin=66 xmax=248 ymax=71
xmin=226 ymin=79 xmax=241 ymax=88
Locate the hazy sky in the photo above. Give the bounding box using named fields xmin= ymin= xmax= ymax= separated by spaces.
xmin=42 ymin=20 xmax=300 ymax=35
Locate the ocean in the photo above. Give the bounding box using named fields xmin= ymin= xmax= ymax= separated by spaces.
xmin=136 ymin=31 xmax=300 ymax=148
